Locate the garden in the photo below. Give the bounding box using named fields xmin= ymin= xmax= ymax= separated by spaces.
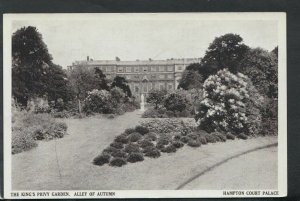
xmin=91 ymin=34 xmax=278 ymax=168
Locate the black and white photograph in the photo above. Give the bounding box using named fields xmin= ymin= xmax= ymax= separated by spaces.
xmin=3 ymin=13 xmax=287 ymax=198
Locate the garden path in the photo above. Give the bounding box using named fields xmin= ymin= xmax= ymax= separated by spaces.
xmin=12 ymin=110 xmax=278 ymax=190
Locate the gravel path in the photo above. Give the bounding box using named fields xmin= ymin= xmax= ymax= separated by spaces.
xmin=12 ymin=111 xmax=278 ymax=190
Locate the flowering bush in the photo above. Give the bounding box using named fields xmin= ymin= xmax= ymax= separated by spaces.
xmin=196 ymin=69 xmax=263 ymax=135
xmin=83 ymin=89 xmax=113 ymax=114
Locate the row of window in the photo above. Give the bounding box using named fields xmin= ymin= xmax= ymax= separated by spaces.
xmin=96 ymin=65 xmax=175 ymax=73
xmin=130 ymin=82 xmax=174 ymax=93
xmin=106 ymin=74 xmax=174 ymax=80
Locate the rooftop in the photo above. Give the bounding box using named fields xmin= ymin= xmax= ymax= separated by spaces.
xmin=72 ymin=58 xmax=201 ymax=66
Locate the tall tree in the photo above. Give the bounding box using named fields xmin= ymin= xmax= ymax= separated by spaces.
xmin=12 ymin=26 xmax=53 ymax=105
xmin=177 ymin=69 xmax=203 ymax=90
xmin=46 ymin=64 xmax=73 ymax=103
xmin=111 ymin=76 xmax=132 ymax=97
xmin=202 ymin=33 xmax=249 ymax=73
xmin=238 ymin=48 xmax=278 ymax=98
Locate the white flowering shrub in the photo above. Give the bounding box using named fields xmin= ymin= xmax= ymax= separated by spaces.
xmin=195 ymin=69 xmax=263 ymax=135
xmin=83 ymin=89 xmax=114 ymax=114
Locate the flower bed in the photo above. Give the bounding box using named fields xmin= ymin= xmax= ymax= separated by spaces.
xmin=93 ymin=118 xmax=245 ymax=167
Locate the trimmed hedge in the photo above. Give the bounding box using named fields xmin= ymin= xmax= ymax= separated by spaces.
xmin=127 ymin=153 xmax=144 ymax=163
xmin=109 ymin=157 xmax=127 ymax=167
xmin=93 ymin=154 xmax=111 ymax=166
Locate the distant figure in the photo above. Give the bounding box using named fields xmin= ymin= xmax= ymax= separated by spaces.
xmin=140 ymin=94 xmax=145 ymax=111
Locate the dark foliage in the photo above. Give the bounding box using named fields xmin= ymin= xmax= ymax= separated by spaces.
xmin=111 ymin=76 xmax=132 ymax=97
xmin=114 ymin=134 xmax=129 ymax=144
xmin=93 ymin=153 xmax=111 ymax=166
xmin=135 ymin=125 xmax=149 ymax=135
xmin=127 ymin=152 xmax=144 ymax=163
xmin=110 ymin=142 xmax=124 ymax=149
xmin=128 ymin=132 xmax=143 ymax=142
xmin=172 ymin=140 xmax=184 ymax=148
xmin=226 ymin=132 xmax=236 ymax=140
xmin=187 ymin=139 xmax=201 ymax=147
xmin=138 ymin=139 xmax=154 ymax=149
xmin=102 ymin=146 xmax=119 ymax=154
xmin=237 ymin=133 xmax=248 ymax=140
xmin=124 ymin=128 xmax=136 ymax=135
xmin=180 ymin=136 xmax=189 ymax=143
xmin=109 ymin=157 xmax=127 ymax=167
xmin=144 ymin=132 xmax=157 ymax=141
xmin=204 ymin=134 xmax=217 ymax=143
xmin=161 ymin=144 xmax=177 ymax=153
xmin=111 ymin=150 xmax=128 ymax=158
xmin=124 ymin=143 xmax=141 ymax=154
xmin=144 ymin=147 xmax=161 ymax=158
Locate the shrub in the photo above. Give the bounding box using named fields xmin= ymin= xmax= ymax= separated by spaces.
xmin=135 ymin=125 xmax=149 ymax=135
xmin=161 ymin=144 xmax=177 ymax=153
xmin=199 ymin=136 xmax=207 ymax=144
xmin=138 ymin=139 xmax=154 ymax=148
xmin=111 ymin=150 xmax=128 ymax=158
xmin=173 ymin=134 xmax=181 ymax=141
xmin=196 ymin=69 xmax=263 ymax=135
xmin=144 ymin=132 xmax=157 ymax=141
xmin=146 ymin=89 xmax=168 ymax=109
xmin=124 ymin=128 xmax=136 ymax=135
xmin=12 ymin=109 xmax=68 ymax=154
xmin=238 ymin=133 xmax=248 ymax=140
xmin=93 ymin=153 xmax=111 ymax=166
xmin=144 ymin=147 xmax=161 ymax=158
xmin=107 ymin=114 xmax=115 ymax=119
xmin=102 ymin=146 xmax=119 ymax=154
xmin=187 ymin=139 xmax=201 ymax=147
xmin=83 ymin=89 xmax=114 ymax=114
xmin=163 ymin=89 xmax=193 ymax=113
xmin=128 ymin=132 xmax=142 ymax=142
xmin=204 ymin=134 xmax=217 ymax=143
xmin=124 ymin=143 xmax=141 ymax=154
xmin=187 ymin=133 xmax=199 ymax=140
xmin=127 ymin=152 xmax=144 ymax=163
xmin=172 ymin=140 xmax=184 ymax=148
xmin=212 ymin=132 xmax=227 ymax=142
xmin=180 ymin=136 xmax=189 ymax=143
xmin=110 ymin=142 xmax=124 ymax=149
xmin=109 ymin=157 xmax=127 ymax=167
xmin=226 ymin=132 xmax=236 ymax=140
xmin=142 ymin=108 xmax=162 ymax=118
xmin=156 ymin=138 xmax=170 ymax=149
xmin=12 ymin=128 xmax=38 ymax=154
xmin=114 ymin=134 xmax=129 ymax=144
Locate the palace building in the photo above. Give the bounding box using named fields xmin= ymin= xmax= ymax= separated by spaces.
xmin=68 ymin=57 xmax=201 ymax=99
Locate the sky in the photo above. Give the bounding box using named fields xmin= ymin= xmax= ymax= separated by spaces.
xmin=11 ymin=14 xmax=278 ymax=68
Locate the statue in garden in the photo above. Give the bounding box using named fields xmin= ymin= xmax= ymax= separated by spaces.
xmin=140 ymin=94 xmax=145 ymax=111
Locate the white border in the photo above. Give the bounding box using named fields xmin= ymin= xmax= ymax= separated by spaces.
xmin=3 ymin=13 xmax=287 ymax=199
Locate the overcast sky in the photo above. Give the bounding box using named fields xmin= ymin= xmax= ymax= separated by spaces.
xmin=11 ymin=14 xmax=278 ymax=68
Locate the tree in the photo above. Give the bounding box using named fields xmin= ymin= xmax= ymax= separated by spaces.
xmin=238 ymin=48 xmax=278 ymax=99
xmin=272 ymin=46 xmax=278 ymax=58
xmin=111 ymin=76 xmax=132 ymax=97
xmin=178 ymin=69 xmax=203 ymax=90
xmin=201 ymin=33 xmax=249 ymax=74
xmin=146 ymin=89 xmax=167 ymax=109
xmin=68 ymin=67 xmax=97 ymax=101
xmin=46 ymin=64 xmax=73 ymax=103
xmin=94 ymin=67 xmax=109 ymax=91
xmin=12 ymin=26 xmax=53 ymax=106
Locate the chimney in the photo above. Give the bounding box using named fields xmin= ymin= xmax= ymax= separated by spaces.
xmin=87 ymin=56 xmax=89 ymax=61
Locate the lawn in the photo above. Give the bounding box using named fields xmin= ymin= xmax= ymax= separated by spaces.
xmin=12 ymin=110 xmax=278 ymax=190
